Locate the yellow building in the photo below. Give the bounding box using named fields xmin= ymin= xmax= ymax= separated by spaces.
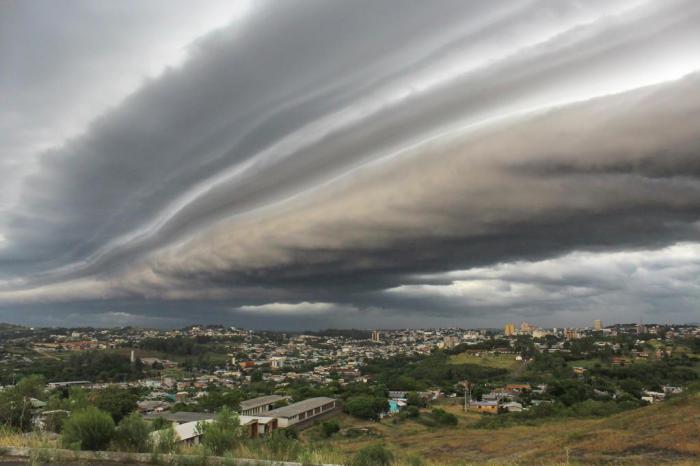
xmin=504 ymin=322 xmax=516 ymax=337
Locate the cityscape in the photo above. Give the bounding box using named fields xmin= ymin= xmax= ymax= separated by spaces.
xmin=2 ymin=0 xmax=700 ymax=464
xmin=1 ymin=319 xmax=698 ymax=463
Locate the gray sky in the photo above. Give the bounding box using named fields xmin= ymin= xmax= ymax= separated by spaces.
xmin=1 ymin=0 xmax=700 ymax=329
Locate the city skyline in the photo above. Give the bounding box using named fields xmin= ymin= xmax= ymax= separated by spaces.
xmin=2 ymin=1 xmax=700 ymax=330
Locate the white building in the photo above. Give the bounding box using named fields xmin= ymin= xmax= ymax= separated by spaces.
xmin=239 ymin=395 xmax=287 ymax=415
xmin=259 ymin=397 xmax=336 ymax=428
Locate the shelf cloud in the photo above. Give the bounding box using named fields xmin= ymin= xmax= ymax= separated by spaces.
xmin=1 ymin=0 xmax=700 ymax=328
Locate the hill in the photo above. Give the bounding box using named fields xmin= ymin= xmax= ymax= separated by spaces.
xmin=304 ymin=392 xmax=700 ymax=465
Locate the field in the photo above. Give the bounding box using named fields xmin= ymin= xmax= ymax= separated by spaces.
xmin=448 ymin=351 xmax=523 ymax=370
xmin=302 ymin=393 xmax=700 ymax=465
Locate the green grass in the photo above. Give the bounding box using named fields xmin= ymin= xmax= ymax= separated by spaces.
xmin=448 ymin=352 xmax=521 ymax=370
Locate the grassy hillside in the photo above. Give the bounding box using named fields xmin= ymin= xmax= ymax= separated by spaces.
xmin=448 ymin=352 xmax=523 ymax=370
xmin=303 ymin=392 xmax=700 ymax=465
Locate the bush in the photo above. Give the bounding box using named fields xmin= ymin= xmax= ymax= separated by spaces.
xmin=197 ymin=406 xmax=242 ymax=455
xmin=405 ymin=392 xmax=425 ymax=408
xmin=350 ymin=444 xmax=394 ymax=466
xmin=429 ymin=408 xmax=457 ymax=426
xmin=321 ymin=420 xmax=340 ymax=438
xmin=151 ymin=416 xmax=170 ymax=431
xmin=61 ymin=407 xmax=115 ymax=450
xmin=113 ymin=412 xmax=151 ymax=452
xmin=404 ymin=406 xmax=420 ymax=419
xmin=152 ymin=426 xmax=177 ymax=454
xmin=259 ymin=429 xmax=302 ymax=461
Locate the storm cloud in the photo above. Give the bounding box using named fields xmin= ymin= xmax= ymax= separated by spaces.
xmin=1 ymin=0 xmax=699 ymax=328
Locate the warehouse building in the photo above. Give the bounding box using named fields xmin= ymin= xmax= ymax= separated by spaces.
xmin=239 ymin=394 xmax=288 ymax=415
xmin=260 ymin=397 xmax=336 ymax=427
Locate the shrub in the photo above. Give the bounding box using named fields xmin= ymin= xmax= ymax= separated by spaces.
xmin=320 ymin=420 xmax=340 ymax=438
xmin=429 ymin=408 xmax=457 ymax=426
xmin=151 ymin=416 xmax=170 ymax=431
xmin=261 ymin=429 xmax=302 ymax=461
xmin=197 ymin=406 xmax=242 ymax=456
xmin=350 ymin=444 xmax=394 ymax=466
xmin=404 ymin=406 xmax=420 ymax=418
xmin=113 ymin=412 xmax=151 ymax=452
xmin=152 ymin=426 xmax=177 ymax=454
xmin=61 ymin=407 xmax=115 ymax=451
xmin=405 ymin=392 xmax=425 ymax=408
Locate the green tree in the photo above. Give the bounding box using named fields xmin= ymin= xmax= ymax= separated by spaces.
xmin=61 ymin=407 xmax=115 ymax=451
xmin=405 ymin=392 xmax=425 ymax=408
xmin=346 ymin=396 xmax=388 ymax=421
xmin=197 ymin=406 xmax=242 ymax=455
xmin=113 ymin=412 xmax=151 ymax=452
xmin=91 ymin=386 xmax=138 ymax=423
xmin=0 ymin=375 xmax=46 ymax=431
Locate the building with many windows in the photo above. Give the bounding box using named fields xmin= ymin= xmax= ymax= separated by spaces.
xmin=260 ymin=397 xmax=337 ymax=427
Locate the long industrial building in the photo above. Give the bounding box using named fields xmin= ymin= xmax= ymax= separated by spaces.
xmin=259 ymin=396 xmax=337 ymax=427
xmin=239 ymin=394 xmax=288 ymax=415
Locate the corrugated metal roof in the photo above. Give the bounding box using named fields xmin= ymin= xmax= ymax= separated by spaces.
xmin=240 ymin=394 xmax=286 ymax=410
xmin=144 ymin=412 xmax=216 ymax=423
xmin=261 ymin=397 xmax=335 ymax=418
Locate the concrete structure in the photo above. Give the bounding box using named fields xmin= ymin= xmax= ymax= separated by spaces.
xmin=260 ymin=397 xmax=336 ymax=427
xmin=442 ymin=335 xmax=459 ymax=349
xmin=46 ymin=380 xmax=91 ymax=390
xmin=240 ymin=395 xmax=287 ymax=415
xmin=239 ymin=415 xmax=278 ymax=436
xmin=152 ymin=421 xmax=204 ymax=447
xmin=594 ymin=319 xmax=602 ymax=331
xmin=144 ymin=411 xmax=215 ymax=424
xmin=270 ymin=356 xmax=286 ymax=369
xmin=501 ymin=401 xmax=523 ymax=412
xmin=520 ymin=321 xmax=534 ymax=334
xmin=371 ymin=330 xmax=381 ymax=342
xmin=504 ymin=323 xmax=516 ymax=337
xmin=468 ymin=400 xmax=501 ymax=414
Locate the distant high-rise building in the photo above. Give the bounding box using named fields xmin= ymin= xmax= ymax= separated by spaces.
xmin=594 ymin=319 xmax=602 ymax=331
xmin=520 ymin=321 xmax=534 ymax=334
xmin=371 ymin=330 xmax=381 ymax=342
xmin=504 ymin=322 xmax=516 ymax=336
xmin=443 ymin=335 xmax=459 ymax=349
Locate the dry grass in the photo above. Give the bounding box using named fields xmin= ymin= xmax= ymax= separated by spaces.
xmin=310 ymin=393 xmax=700 ymax=465
xmin=0 ymin=427 xmax=58 ymax=449
xmin=3 ymin=394 xmax=698 ymax=465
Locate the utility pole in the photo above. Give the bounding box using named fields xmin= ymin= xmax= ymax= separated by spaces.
xmin=461 ymin=380 xmax=471 ymax=412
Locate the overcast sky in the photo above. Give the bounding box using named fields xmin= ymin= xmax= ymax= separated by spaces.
xmin=1 ymin=0 xmax=700 ymax=330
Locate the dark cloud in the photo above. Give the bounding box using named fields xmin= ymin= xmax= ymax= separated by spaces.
xmin=1 ymin=0 xmax=699 ymax=328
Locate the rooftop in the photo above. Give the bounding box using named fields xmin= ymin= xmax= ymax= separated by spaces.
xmin=143 ymin=412 xmax=216 ymax=424
xmin=262 ymin=397 xmax=336 ymax=418
xmin=240 ymin=394 xmax=287 ymax=410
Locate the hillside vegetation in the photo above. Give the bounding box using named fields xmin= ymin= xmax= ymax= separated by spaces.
xmin=305 ymin=391 xmax=700 ymax=465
